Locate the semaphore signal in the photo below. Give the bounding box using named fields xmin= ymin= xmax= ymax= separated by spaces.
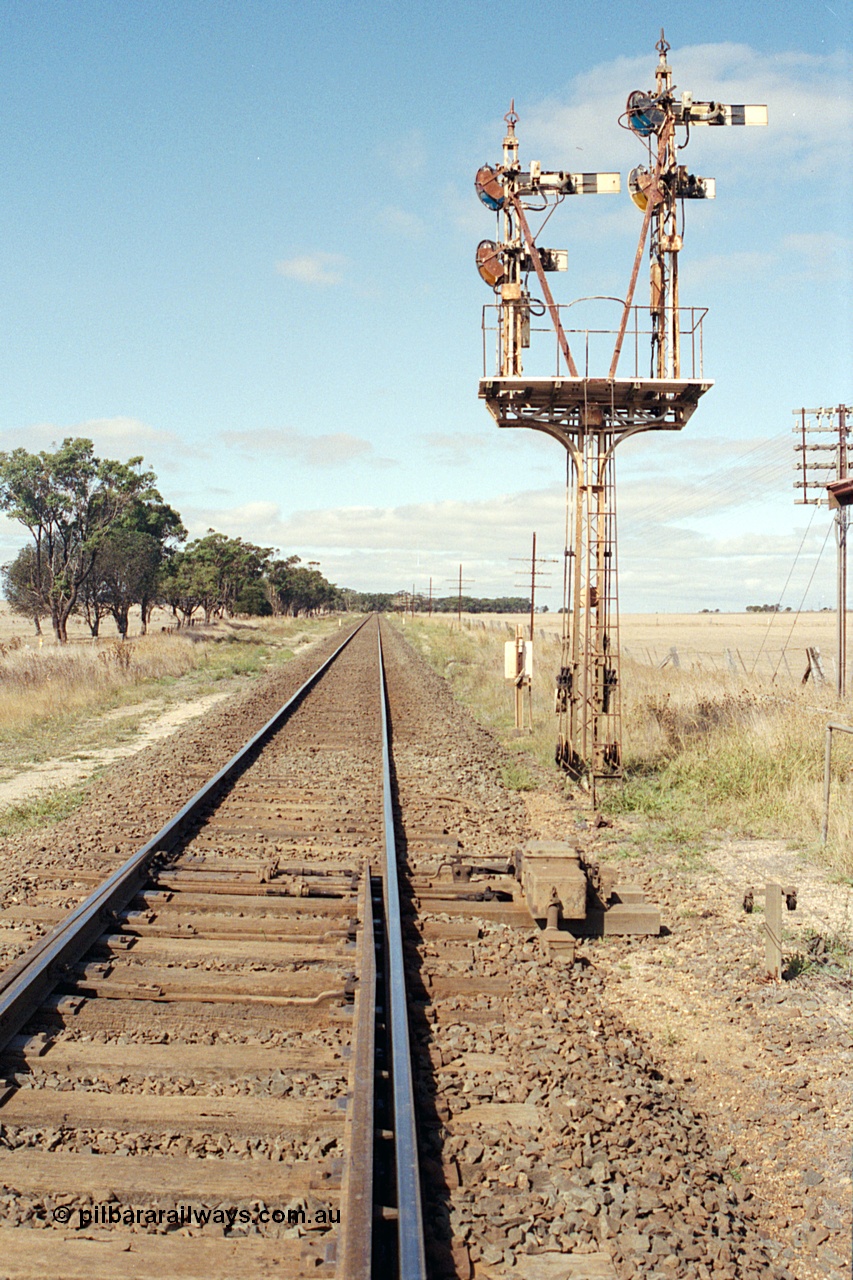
xmin=475 ymin=31 xmax=767 ymax=800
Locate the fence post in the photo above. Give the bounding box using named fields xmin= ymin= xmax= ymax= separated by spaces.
xmin=822 ymin=724 xmax=833 ymax=844
xmin=764 ymin=883 xmax=783 ymax=981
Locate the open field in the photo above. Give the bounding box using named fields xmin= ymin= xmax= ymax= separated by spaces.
xmin=399 ymin=611 xmax=853 ymax=881
xmin=439 ymin=609 xmax=845 ymax=681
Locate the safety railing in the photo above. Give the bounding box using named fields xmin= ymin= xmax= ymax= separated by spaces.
xmin=481 ymin=299 xmax=707 ymax=381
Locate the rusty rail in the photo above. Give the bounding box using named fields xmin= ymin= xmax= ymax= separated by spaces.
xmin=0 ymin=613 xmax=427 ymax=1280
xmin=377 ymin=622 xmax=427 ymax=1280
xmin=337 ymin=868 xmax=377 ymax=1280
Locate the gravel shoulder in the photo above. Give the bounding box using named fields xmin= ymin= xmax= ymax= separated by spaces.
xmin=0 ymin=626 xmax=358 ymax=967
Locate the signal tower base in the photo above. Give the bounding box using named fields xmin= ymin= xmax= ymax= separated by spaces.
xmin=480 ymin=375 xmax=711 ymax=798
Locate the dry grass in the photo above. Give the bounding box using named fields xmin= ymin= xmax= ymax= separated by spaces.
xmin=398 ymin=614 xmax=853 ymax=880
xmin=0 ymin=635 xmax=202 ymax=733
xmin=0 ymin=615 xmax=339 ymax=768
xmin=618 ymin=659 xmax=853 ymax=849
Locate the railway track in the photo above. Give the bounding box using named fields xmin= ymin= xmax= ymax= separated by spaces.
xmin=0 ymin=616 xmax=426 ymax=1280
xmin=0 ymin=617 xmax=799 ymax=1280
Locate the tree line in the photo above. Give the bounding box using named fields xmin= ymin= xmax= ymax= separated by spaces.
xmin=0 ymin=439 xmax=342 ymax=641
xmin=343 ymin=592 xmax=533 ymax=614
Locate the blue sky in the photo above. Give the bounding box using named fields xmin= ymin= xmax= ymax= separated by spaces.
xmin=0 ymin=0 xmax=850 ymax=611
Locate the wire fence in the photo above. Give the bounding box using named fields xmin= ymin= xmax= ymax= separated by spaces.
xmin=438 ymin=615 xmax=840 ymax=686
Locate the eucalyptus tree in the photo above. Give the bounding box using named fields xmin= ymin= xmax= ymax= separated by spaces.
xmin=1 ymin=545 xmax=46 ymax=635
xmin=0 ymin=438 xmax=159 ymax=642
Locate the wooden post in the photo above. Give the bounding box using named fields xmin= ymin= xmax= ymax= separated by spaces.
xmin=764 ymin=882 xmax=783 ymax=981
xmin=822 ymin=723 xmax=833 ymax=844
xmin=515 ymin=625 xmax=525 ymax=732
xmin=837 ymin=405 xmax=848 ymax=700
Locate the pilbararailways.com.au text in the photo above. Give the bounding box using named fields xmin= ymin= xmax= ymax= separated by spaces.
xmin=51 ymin=1203 xmax=339 ymax=1229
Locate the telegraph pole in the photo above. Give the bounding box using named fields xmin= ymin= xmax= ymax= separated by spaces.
xmin=530 ymin=532 xmax=536 ymax=641
xmin=506 ymin=534 xmax=556 ymax=731
xmin=794 ymin=404 xmax=852 ymax=698
xmin=447 ymin=565 xmax=474 ymax=629
xmin=511 ymin=532 xmax=556 ymax=641
xmin=838 ymin=407 xmax=848 ymax=699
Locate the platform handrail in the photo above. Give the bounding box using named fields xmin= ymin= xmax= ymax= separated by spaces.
xmin=481 ymin=302 xmax=708 ymax=381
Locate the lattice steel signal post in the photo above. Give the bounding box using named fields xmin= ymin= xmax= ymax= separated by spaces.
xmin=475 ymin=33 xmax=767 ymax=798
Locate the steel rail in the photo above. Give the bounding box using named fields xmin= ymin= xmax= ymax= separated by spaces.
xmin=377 ymin=622 xmax=427 ymax=1280
xmin=0 ymin=616 xmax=370 ymax=1055
xmin=336 ymin=867 xmax=376 ymax=1280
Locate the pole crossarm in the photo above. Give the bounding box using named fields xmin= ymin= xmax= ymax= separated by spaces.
xmin=792 ymin=405 xmax=852 ymax=698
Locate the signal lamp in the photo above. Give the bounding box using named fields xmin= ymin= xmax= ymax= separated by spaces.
xmin=475 ymin=165 xmax=505 ymax=211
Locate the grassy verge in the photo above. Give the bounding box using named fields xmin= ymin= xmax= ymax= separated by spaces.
xmin=395 ymin=615 xmax=853 ymax=879
xmin=0 ymin=786 xmax=89 ymax=839
xmin=0 ymin=617 xmax=338 ymax=771
xmin=608 ymin=659 xmax=853 ymax=879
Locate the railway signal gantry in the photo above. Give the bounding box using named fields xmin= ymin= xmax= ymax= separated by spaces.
xmin=475 ymin=32 xmax=767 ymax=797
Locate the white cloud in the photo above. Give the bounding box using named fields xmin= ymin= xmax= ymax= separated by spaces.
xmin=421 ymin=431 xmax=494 ymax=467
xmin=519 ymin=43 xmax=852 ymax=180
xmin=184 ymin=486 xmax=563 ymax=555
xmin=379 ymin=205 xmax=427 ymax=239
xmin=780 ymin=231 xmax=852 ymax=282
xmin=685 ymin=249 xmax=775 ymax=288
xmin=0 ymin=417 xmax=196 ymax=465
xmin=219 ymin=427 xmax=397 ymax=469
xmin=172 ymin=461 xmax=839 ymax=610
xmin=0 ymin=513 xmax=29 ymax=566
xmin=376 ymin=129 xmax=429 ymax=182
xmin=275 ymin=252 xmax=347 ymax=286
